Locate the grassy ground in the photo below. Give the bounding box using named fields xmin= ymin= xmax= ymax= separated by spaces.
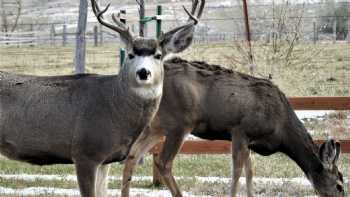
xmin=0 ymin=153 xmax=349 ymax=196
xmin=0 ymin=42 xmax=350 ymax=97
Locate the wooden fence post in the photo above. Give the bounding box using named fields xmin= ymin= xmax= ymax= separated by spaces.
xmin=152 ymin=153 xmax=163 ymax=187
xmin=333 ymin=19 xmax=337 ymax=43
xmin=99 ymin=24 xmax=103 ymax=46
xmin=347 ymin=21 xmax=350 ymax=43
xmin=63 ymin=24 xmax=67 ymax=46
xmin=94 ymin=25 xmax=98 ymax=47
xmin=50 ymin=24 xmax=55 ymax=46
xmin=313 ymin=21 xmax=318 ymax=44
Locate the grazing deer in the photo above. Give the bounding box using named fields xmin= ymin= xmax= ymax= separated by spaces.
xmin=122 ymin=59 xmax=344 ymax=197
xmin=0 ymin=0 xmax=200 ymax=196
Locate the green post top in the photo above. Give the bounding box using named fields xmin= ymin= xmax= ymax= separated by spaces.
xmin=156 ymin=5 xmax=162 ymax=38
xmin=140 ymin=16 xmax=156 ymax=23
xmin=120 ymin=49 xmax=125 ymax=67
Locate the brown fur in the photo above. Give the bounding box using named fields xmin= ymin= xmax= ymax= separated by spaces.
xmin=122 ymin=57 xmax=344 ymax=197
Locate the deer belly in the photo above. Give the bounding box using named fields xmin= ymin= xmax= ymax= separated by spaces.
xmin=0 ymin=133 xmax=73 ymax=165
xmin=16 ymin=152 xmax=73 ymax=165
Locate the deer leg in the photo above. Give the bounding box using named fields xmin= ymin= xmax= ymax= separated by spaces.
xmin=121 ymin=127 xmax=164 ymax=197
xmin=155 ymin=130 xmax=187 ymax=197
xmin=96 ymin=164 xmax=110 ymax=197
xmin=230 ymin=130 xmax=250 ymax=197
xmin=244 ymin=151 xmax=254 ymax=197
xmin=75 ymin=160 xmax=99 ymax=197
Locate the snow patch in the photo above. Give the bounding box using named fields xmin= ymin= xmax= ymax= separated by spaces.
xmin=295 ymin=110 xmax=331 ymax=120
xmin=1 ymin=174 xmax=348 ymax=186
xmin=0 ymin=187 xmax=210 ymax=197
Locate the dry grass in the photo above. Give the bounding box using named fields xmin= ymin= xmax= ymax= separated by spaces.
xmin=1 ymin=42 xmax=349 ymax=97
xmin=0 ymin=153 xmax=349 ymax=196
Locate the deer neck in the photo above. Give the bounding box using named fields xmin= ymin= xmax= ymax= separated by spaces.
xmin=282 ymin=119 xmax=325 ymax=186
xmin=111 ymin=66 xmax=162 ymax=134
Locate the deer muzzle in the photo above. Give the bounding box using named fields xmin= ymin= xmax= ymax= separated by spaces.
xmin=136 ymin=68 xmax=152 ymax=81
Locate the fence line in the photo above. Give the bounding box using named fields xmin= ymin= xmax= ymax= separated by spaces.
xmin=1 ymin=26 xmax=348 ymax=47
xmin=1 ymin=10 xmax=349 ymax=47
xmin=0 ymin=31 xmax=36 ymax=46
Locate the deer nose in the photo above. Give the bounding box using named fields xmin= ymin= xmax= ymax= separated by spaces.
xmin=136 ymin=68 xmax=151 ymax=81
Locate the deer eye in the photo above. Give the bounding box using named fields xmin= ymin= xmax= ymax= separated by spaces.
xmin=128 ymin=54 xmax=135 ymax=60
xmin=154 ymin=54 xmax=162 ymax=60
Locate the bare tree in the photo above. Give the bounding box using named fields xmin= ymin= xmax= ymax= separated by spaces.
xmin=0 ymin=0 xmax=21 ymax=33
xmin=226 ymin=1 xmax=320 ymax=80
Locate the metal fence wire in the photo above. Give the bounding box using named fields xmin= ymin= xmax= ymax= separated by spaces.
xmin=1 ymin=1 xmax=350 ymax=46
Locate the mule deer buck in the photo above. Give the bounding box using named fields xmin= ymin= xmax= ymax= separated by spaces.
xmin=0 ymin=0 xmax=200 ymax=196
xmin=123 ymin=58 xmax=344 ymax=197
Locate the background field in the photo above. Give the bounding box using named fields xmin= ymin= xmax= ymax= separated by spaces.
xmin=1 ymin=42 xmax=350 ymax=97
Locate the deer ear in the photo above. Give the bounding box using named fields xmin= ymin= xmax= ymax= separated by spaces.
xmin=334 ymin=141 xmax=341 ymax=164
xmin=319 ymin=139 xmax=341 ymax=167
xmin=159 ymin=25 xmax=195 ymax=56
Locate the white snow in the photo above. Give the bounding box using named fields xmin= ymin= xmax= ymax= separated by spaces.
xmin=295 ymin=110 xmax=331 ymax=120
xmin=0 ymin=174 xmax=348 ymax=196
xmin=0 ymin=174 xmax=348 ymax=187
xmin=0 ymin=187 xmax=210 ymax=197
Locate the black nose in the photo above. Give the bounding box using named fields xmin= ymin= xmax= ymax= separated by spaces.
xmin=137 ymin=68 xmax=151 ymax=81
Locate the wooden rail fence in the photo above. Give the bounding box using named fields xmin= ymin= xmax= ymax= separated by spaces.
xmin=148 ymin=97 xmax=350 ymax=184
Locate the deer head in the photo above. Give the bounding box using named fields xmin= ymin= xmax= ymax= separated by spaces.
xmin=90 ymin=0 xmax=205 ymax=99
xmin=310 ymin=139 xmax=344 ymax=197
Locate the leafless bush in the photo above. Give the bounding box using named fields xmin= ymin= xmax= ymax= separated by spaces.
xmin=226 ymin=1 xmax=322 ymax=79
xmin=0 ymin=0 xmax=22 ymax=33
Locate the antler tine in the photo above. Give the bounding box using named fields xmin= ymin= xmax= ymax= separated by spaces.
xmin=196 ymin=0 xmax=205 ymax=19
xmin=112 ymin=13 xmax=127 ymax=28
xmin=90 ymin=0 xmax=133 ymax=43
xmin=186 ymin=0 xmax=205 ymax=22
xmin=159 ymin=0 xmax=205 ymax=41
xmin=190 ymin=0 xmax=199 ymax=15
xmin=183 ymin=0 xmax=206 ymax=24
xmin=183 ymin=5 xmax=198 ymax=25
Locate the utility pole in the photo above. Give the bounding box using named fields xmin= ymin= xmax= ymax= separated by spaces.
xmin=242 ymin=0 xmax=255 ymax=75
xmin=74 ymin=0 xmax=88 ymax=74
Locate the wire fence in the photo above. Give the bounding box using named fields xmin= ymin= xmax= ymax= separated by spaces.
xmin=0 ymin=15 xmax=349 ymax=47
xmin=1 ymin=0 xmax=350 ymax=46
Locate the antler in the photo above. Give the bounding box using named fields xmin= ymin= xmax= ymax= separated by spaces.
xmin=161 ymin=0 xmax=205 ymax=37
xmin=90 ymin=0 xmax=134 ymax=44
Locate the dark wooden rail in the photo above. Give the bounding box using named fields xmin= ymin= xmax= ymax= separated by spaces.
xmin=150 ymin=139 xmax=350 ymax=155
xmin=149 ymin=97 xmax=350 ymax=184
xmin=288 ymin=97 xmax=350 ymax=110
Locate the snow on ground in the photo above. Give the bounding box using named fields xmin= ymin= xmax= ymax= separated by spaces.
xmin=295 ymin=110 xmax=331 ymax=121
xmin=0 ymin=186 xmax=210 ymax=197
xmin=2 ymin=174 xmax=345 ymax=186
xmin=0 ymin=174 xmax=348 ymax=196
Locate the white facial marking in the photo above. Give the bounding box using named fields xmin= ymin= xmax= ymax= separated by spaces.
xmin=134 ymin=56 xmax=158 ymax=84
xmin=131 ymin=56 xmax=163 ymax=99
xmin=131 ymin=84 xmax=163 ymax=100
